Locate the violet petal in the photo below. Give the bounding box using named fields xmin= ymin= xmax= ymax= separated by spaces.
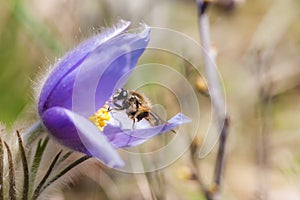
xmin=41 ymin=106 xmax=124 ymax=167
xmin=104 ymin=113 xmax=191 ymax=148
xmin=43 ymin=26 xmax=150 ymax=118
xmin=39 ymin=20 xmax=130 ymax=115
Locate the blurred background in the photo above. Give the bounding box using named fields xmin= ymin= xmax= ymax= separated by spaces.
xmin=1 ymin=0 xmax=300 ymax=199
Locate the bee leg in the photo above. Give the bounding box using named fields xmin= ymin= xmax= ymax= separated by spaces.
xmin=132 ymin=119 xmax=136 ymax=130
xmin=107 ymin=102 xmax=124 ymax=111
xmin=107 ymin=105 xmax=124 ymax=112
xmin=164 ymin=122 xmax=176 ymax=134
xmin=108 ymin=107 xmax=124 ymax=111
xmin=113 ymin=102 xmax=123 ymax=109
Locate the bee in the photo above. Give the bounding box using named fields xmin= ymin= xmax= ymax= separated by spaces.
xmin=108 ymin=88 xmax=167 ymax=129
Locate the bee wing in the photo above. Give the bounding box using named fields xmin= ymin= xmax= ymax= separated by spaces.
xmin=149 ymin=109 xmax=177 ymax=134
xmin=148 ymin=110 xmax=167 ymax=126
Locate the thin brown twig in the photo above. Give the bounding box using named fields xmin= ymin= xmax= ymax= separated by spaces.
xmin=145 ymin=172 xmax=164 ymax=200
xmin=196 ymin=0 xmax=230 ymax=199
xmin=214 ymin=117 xmax=230 ymax=188
xmin=255 ymin=50 xmax=272 ymax=200
xmin=190 ymin=149 xmax=213 ymax=200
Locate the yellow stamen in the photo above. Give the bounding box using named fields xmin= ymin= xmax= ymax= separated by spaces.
xmin=89 ymin=105 xmax=110 ymax=131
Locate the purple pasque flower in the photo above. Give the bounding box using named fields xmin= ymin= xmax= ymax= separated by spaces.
xmin=38 ymin=20 xmax=190 ymax=168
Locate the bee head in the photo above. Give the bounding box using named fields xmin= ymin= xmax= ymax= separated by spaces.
xmin=113 ymin=88 xmax=128 ymax=100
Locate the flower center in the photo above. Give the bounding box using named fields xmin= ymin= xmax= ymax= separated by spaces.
xmin=89 ymin=105 xmax=111 ymax=131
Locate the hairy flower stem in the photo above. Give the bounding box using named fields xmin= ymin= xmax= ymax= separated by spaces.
xmin=39 ymin=155 xmax=91 ymax=195
xmin=23 ymin=121 xmax=43 ymax=147
xmin=29 ymin=137 xmax=49 ymax=198
xmin=32 ymin=150 xmax=63 ymax=200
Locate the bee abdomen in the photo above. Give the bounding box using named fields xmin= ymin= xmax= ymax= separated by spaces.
xmin=136 ymin=111 xmax=149 ymax=122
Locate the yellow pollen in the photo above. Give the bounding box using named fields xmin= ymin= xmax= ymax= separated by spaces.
xmin=89 ymin=105 xmax=111 ymax=131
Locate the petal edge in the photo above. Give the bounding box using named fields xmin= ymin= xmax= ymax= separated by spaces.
xmin=42 ymin=107 xmax=124 ymax=167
